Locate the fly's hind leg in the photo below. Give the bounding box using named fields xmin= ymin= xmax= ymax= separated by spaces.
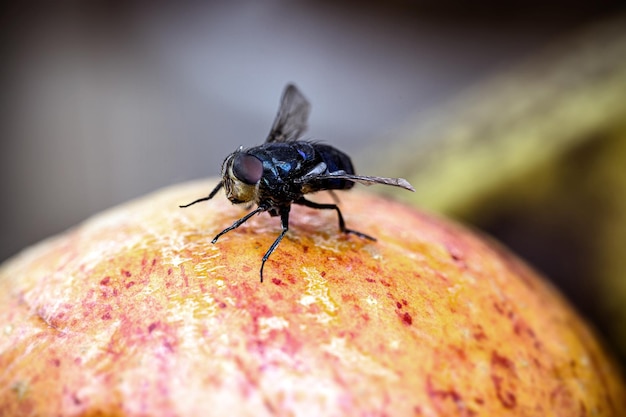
xmin=295 ymin=197 xmax=375 ymax=241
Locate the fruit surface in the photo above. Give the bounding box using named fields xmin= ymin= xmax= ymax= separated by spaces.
xmin=0 ymin=180 xmax=624 ymax=416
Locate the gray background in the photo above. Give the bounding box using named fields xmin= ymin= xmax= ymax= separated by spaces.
xmin=1 ymin=1 xmax=622 ymax=262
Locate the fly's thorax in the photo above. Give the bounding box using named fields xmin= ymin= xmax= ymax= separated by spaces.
xmin=221 ymin=150 xmax=264 ymax=205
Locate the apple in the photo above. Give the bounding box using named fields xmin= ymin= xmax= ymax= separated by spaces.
xmin=0 ymin=179 xmax=624 ymax=416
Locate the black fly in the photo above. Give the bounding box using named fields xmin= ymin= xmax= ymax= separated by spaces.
xmin=180 ymin=84 xmax=414 ymax=282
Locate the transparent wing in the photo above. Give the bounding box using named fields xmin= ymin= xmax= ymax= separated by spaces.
xmin=301 ymin=172 xmax=415 ymax=192
xmin=265 ymin=84 xmax=311 ymax=143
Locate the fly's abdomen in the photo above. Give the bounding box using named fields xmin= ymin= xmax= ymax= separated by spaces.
xmin=314 ymin=144 xmax=356 ymax=190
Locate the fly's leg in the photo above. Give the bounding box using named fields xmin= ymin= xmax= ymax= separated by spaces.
xmin=295 ymin=197 xmax=375 ymax=241
xmin=212 ymin=206 xmax=266 ymax=243
xmin=179 ymin=182 xmax=224 ymax=208
xmin=260 ymin=206 xmax=290 ymax=282
xmin=327 ymin=190 xmax=340 ymax=204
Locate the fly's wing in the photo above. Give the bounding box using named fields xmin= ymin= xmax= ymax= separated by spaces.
xmin=265 ymin=84 xmax=311 ymax=143
xmin=299 ymin=171 xmax=415 ymax=192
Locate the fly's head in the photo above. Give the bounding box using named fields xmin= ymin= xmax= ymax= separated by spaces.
xmin=221 ymin=148 xmax=264 ymax=205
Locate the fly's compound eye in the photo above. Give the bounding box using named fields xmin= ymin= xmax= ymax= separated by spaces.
xmin=232 ymin=153 xmax=263 ymax=185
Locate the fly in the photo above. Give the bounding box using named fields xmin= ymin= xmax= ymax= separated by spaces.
xmin=180 ymin=84 xmax=414 ymax=282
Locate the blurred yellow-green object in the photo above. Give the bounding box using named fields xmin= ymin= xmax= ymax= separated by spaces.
xmin=361 ymin=14 xmax=626 ymax=360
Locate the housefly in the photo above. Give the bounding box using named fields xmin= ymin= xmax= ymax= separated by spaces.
xmin=180 ymin=84 xmax=414 ymax=282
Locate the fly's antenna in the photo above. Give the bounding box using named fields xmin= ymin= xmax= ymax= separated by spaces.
xmin=179 ymin=182 xmax=224 ymax=208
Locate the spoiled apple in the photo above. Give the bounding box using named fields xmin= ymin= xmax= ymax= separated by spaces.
xmin=0 ymin=180 xmax=624 ymax=416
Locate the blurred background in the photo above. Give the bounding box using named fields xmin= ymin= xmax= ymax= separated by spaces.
xmin=2 ymin=2 xmax=626 ymax=361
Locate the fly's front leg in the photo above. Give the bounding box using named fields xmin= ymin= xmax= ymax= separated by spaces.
xmin=179 ymin=182 xmax=224 ymax=208
xmin=212 ymin=206 xmax=266 ymax=243
xmin=295 ymin=197 xmax=375 ymax=241
xmin=260 ymin=206 xmax=290 ymax=283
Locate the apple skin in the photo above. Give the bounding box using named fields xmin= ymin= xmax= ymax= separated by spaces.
xmin=0 ymin=179 xmax=624 ymax=416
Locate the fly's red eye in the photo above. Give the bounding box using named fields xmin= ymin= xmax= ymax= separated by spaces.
xmin=232 ymin=153 xmax=263 ymax=185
